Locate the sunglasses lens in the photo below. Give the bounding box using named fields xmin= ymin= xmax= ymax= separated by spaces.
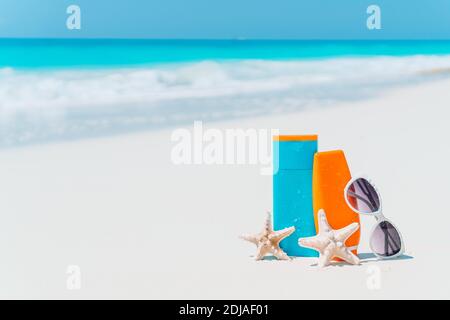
xmin=346 ymin=178 xmax=380 ymax=213
xmin=371 ymin=221 xmax=402 ymax=257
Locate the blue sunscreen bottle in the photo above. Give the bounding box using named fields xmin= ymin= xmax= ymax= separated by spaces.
xmin=273 ymin=135 xmax=318 ymax=257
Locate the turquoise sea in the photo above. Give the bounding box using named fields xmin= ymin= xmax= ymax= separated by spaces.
xmin=3 ymin=40 xmax=450 ymax=68
xmin=1 ymin=40 xmax=450 ymax=147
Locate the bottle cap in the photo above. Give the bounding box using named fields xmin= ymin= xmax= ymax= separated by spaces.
xmin=273 ymin=135 xmax=318 ymax=170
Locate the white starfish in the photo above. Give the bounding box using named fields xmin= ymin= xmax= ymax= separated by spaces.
xmin=298 ymin=209 xmax=360 ymax=267
xmin=241 ymin=212 xmax=295 ymax=260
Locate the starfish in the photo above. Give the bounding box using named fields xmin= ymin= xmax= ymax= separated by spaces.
xmin=240 ymin=212 xmax=295 ymax=260
xmin=298 ymin=209 xmax=360 ymax=267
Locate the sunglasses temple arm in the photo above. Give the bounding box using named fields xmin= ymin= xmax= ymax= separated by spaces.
xmin=386 ymin=227 xmax=402 ymax=253
xmin=347 ymin=190 xmax=376 ymax=212
xmin=356 ymin=180 xmax=378 ymax=211
xmin=377 ymin=221 xmax=402 ymax=254
xmin=384 ymin=228 xmax=389 ymax=255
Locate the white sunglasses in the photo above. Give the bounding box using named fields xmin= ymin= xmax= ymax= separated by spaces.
xmin=344 ymin=176 xmax=405 ymax=259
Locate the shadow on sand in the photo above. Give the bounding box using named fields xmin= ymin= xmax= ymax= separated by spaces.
xmin=306 ymin=253 xmax=414 ymax=268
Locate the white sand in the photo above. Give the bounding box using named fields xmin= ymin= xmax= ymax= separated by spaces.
xmin=1 ymin=79 xmax=449 ymax=299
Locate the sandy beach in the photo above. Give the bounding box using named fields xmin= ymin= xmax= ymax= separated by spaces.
xmin=0 ymin=78 xmax=449 ymax=299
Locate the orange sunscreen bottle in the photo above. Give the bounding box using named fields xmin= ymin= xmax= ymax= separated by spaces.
xmin=312 ymin=150 xmax=360 ymax=254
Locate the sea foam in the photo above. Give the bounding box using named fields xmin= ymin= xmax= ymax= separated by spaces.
xmin=1 ymin=55 xmax=450 ymax=147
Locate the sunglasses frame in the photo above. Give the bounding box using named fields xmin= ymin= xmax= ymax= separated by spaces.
xmin=344 ymin=175 xmax=405 ymax=260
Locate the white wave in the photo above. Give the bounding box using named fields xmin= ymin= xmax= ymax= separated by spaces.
xmin=1 ymin=55 xmax=449 ymax=113
xmin=1 ymin=55 xmax=450 ymax=146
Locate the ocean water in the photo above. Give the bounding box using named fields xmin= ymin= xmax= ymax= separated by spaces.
xmin=1 ymin=40 xmax=450 ymax=147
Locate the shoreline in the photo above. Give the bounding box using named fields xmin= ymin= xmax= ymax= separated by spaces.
xmin=2 ymin=53 xmax=450 ymax=148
